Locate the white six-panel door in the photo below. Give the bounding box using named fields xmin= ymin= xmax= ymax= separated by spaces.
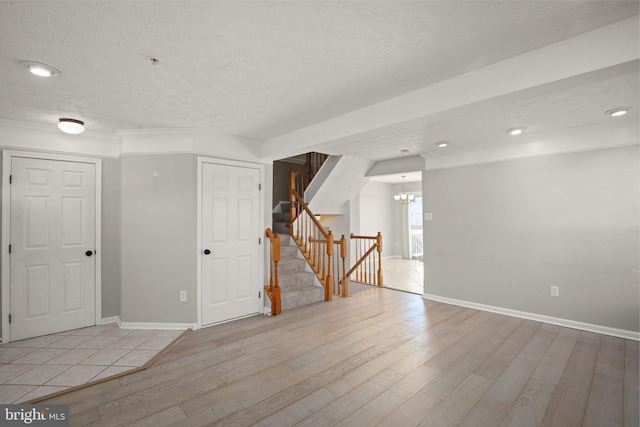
xmin=10 ymin=157 xmax=96 ymax=341
xmin=201 ymin=162 xmax=261 ymax=326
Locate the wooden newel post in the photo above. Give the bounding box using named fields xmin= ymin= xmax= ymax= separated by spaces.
xmin=272 ymin=232 xmax=282 ymax=315
xmin=325 ymin=231 xmax=333 ymax=301
xmin=289 ymin=170 xmax=296 ymax=236
xmin=376 ymin=231 xmax=383 ymax=287
xmin=340 ymin=235 xmax=348 ymax=297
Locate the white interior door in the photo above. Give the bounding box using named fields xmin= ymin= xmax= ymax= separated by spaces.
xmin=201 ymin=163 xmax=261 ymax=326
xmin=10 ymin=157 xmax=96 ymax=341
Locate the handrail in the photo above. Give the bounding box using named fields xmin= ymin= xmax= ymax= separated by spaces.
xmin=310 ymin=234 xmax=349 ymax=297
xmin=347 ymin=232 xmax=383 ymax=286
xmin=289 ymin=189 xmax=334 ymax=300
xmin=289 ymin=152 xmax=328 ymax=225
xmin=264 ymin=228 xmax=281 ymax=315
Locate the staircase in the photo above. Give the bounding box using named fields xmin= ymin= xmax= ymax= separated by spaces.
xmin=271 ymin=203 xmax=324 ymax=311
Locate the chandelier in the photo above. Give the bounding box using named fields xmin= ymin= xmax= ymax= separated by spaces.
xmin=394 ymin=176 xmax=415 ymax=204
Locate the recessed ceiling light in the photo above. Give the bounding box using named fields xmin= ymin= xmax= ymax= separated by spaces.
xmin=606 ymin=107 xmax=630 ymax=117
xmin=435 ymin=141 xmax=449 ymax=148
xmin=57 ymin=118 xmax=85 ymax=134
xmin=20 ymin=60 xmax=60 ymax=77
xmin=507 ymin=127 xmax=525 ymax=136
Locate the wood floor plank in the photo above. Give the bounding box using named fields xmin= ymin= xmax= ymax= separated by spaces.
xmin=375 ymin=389 xmax=441 ymax=427
xmin=624 ymin=340 xmax=639 ymax=427
xmin=419 ymin=373 xmax=493 ymax=427
xmin=29 ymin=288 xmax=635 ymax=427
xmin=459 ymin=323 xmax=560 ymax=426
xmin=541 ymin=331 xmax=601 ymax=427
xmin=583 ymin=335 xmax=625 ymax=427
xmin=501 ymin=327 xmax=580 ymax=427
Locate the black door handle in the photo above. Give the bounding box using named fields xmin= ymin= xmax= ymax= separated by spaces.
xmin=85 ymin=250 xmax=93 ymax=256
xmin=204 ymin=249 xmax=211 ymax=255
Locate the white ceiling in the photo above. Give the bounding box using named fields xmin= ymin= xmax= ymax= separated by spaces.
xmin=0 ymin=1 xmax=638 ymax=166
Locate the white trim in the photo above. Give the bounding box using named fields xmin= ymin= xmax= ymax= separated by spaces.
xmin=101 ymin=316 xmax=194 ymax=331
xmin=100 ymin=316 xmax=120 ymax=325
xmin=119 ymin=321 xmax=196 ymax=331
xmin=1 ymin=150 xmax=102 ymax=343
xmin=196 ymin=156 xmax=266 ymax=330
xmin=422 ymin=293 xmax=640 ymax=342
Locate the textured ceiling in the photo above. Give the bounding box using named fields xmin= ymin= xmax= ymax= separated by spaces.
xmin=0 ymin=1 xmax=638 ymax=161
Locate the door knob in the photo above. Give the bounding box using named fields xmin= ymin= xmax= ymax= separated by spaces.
xmin=85 ymin=250 xmax=93 ymax=256
xmin=204 ymin=249 xmax=211 ymax=255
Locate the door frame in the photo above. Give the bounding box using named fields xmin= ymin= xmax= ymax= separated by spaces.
xmin=196 ymin=157 xmax=265 ymax=329
xmin=1 ymin=150 xmax=102 ymax=343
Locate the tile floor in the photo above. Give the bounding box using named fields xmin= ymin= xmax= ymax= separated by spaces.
xmin=381 ymin=257 xmax=424 ymax=294
xmin=0 ymin=323 xmax=184 ymax=404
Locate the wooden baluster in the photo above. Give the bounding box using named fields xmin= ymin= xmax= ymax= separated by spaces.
xmin=340 ymin=235 xmax=347 ymax=296
xmin=377 ymin=231 xmax=383 ymax=287
xmin=325 ymin=231 xmax=333 ymax=300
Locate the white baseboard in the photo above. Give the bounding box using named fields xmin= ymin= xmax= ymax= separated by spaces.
xmin=422 ymin=293 xmax=640 ymax=341
xmin=101 ymin=316 xmax=195 ymax=331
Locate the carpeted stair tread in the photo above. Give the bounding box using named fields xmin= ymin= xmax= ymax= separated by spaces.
xmin=281 ymin=286 xmax=324 ymax=311
xmin=278 ymin=271 xmax=316 ymax=290
xmin=277 ymin=257 xmax=307 ymax=274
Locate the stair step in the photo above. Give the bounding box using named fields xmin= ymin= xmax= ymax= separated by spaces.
xmin=279 ymin=271 xmax=315 ymax=290
xmin=281 ymin=285 xmax=324 ymax=311
xmin=272 ymin=212 xmax=290 ymax=223
xmin=280 ymin=245 xmax=297 ymax=258
xmin=273 ymin=222 xmax=289 ymax=235
xmin=278 ymin=258 xmax=307 ymax=274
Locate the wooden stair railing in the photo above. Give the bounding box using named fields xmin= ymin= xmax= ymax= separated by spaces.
xmin=289 ymin=190 xmax=335 ymax=301
xmin=264 ymin=228 xmax=281 ymax=315
xmin=289 ymin=152 xmax=328 ymax=208
xmin=347 ymin=232 xmax=383 ymax=286
xmin=310 ymin=234 xmax=349 ymax=297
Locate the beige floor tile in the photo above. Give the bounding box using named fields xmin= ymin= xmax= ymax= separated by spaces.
xmin=91 ymin=365 xmax=134 ymax=382
xmin=46 ymin=365 xmax=106 ymax=387
xmin=75 ymin=335 xmax=121 ymax=349
xmin=80 ymin=349 xmax=130 ymax=366
xmin=18 ymin=385 xmax=70 ymax=403
xmin=12 ymin=335 xmax=65 ymax=348
xmin=46 ymin=349 xmax=98 ymax=365
xmin=0 ymin=364 xmax=35 ymax=383
xmin=137 ymin=336 xmax=177 ymax=350
xmin=11 ymin=348 xmax=67 ymax=365
xmin=0 ymin=384 xmax=36 ymax=404
xmin=115 ymin=349 xmax=159 ymax=367
xmin=0 ymin=347 xmax=37 ymax=363
xmin=7 ymin=364 xmax=70 ymax=385
xmin=45 ymin=335 xmax=94 ymax=349
xmin=110 ymin=335 xmax=149 ymax=350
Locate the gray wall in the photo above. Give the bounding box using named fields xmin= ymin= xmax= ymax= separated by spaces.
xmin=101 ymin=158 xmax=121 ymax=318
xmin=359 ymin=181 xmax=402 ymax=258
xmin=423 ymin=145 xmax=639 ymax=332
xmin=120 ymin=154 xmax=197 ymax=323
xmin=272 ymin=160 xmax=299 ymax=209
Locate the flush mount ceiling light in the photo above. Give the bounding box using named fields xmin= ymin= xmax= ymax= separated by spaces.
xmin=507 ymin=127 xmax=525 ymax=136
xmin=20 ymin=60 xmax=60 ymax=77
xmin=57 ymin=118 xmax=85 ymax=134
xmin=435 ymin=141 xmax=449 ymax=148
xmin=606 ymin=107 xmax=630 ymax=117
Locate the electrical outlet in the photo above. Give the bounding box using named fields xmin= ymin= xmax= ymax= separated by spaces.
xmin=550 ymin=286 xmax=559 ymax=297
xmin=180 ymin=291 xmax=187 ymax=302
xmin=424 ymin=213 xmax=433 ymax=221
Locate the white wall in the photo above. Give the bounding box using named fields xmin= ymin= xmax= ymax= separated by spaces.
xmin=358 ymin=181 xmax=402 ymax=258
xmin=423 ymin=145 xmax=639 ymax=334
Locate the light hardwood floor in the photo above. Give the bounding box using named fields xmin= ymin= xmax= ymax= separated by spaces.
xmin=40 ymin=287 xmax=639 ymax=427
